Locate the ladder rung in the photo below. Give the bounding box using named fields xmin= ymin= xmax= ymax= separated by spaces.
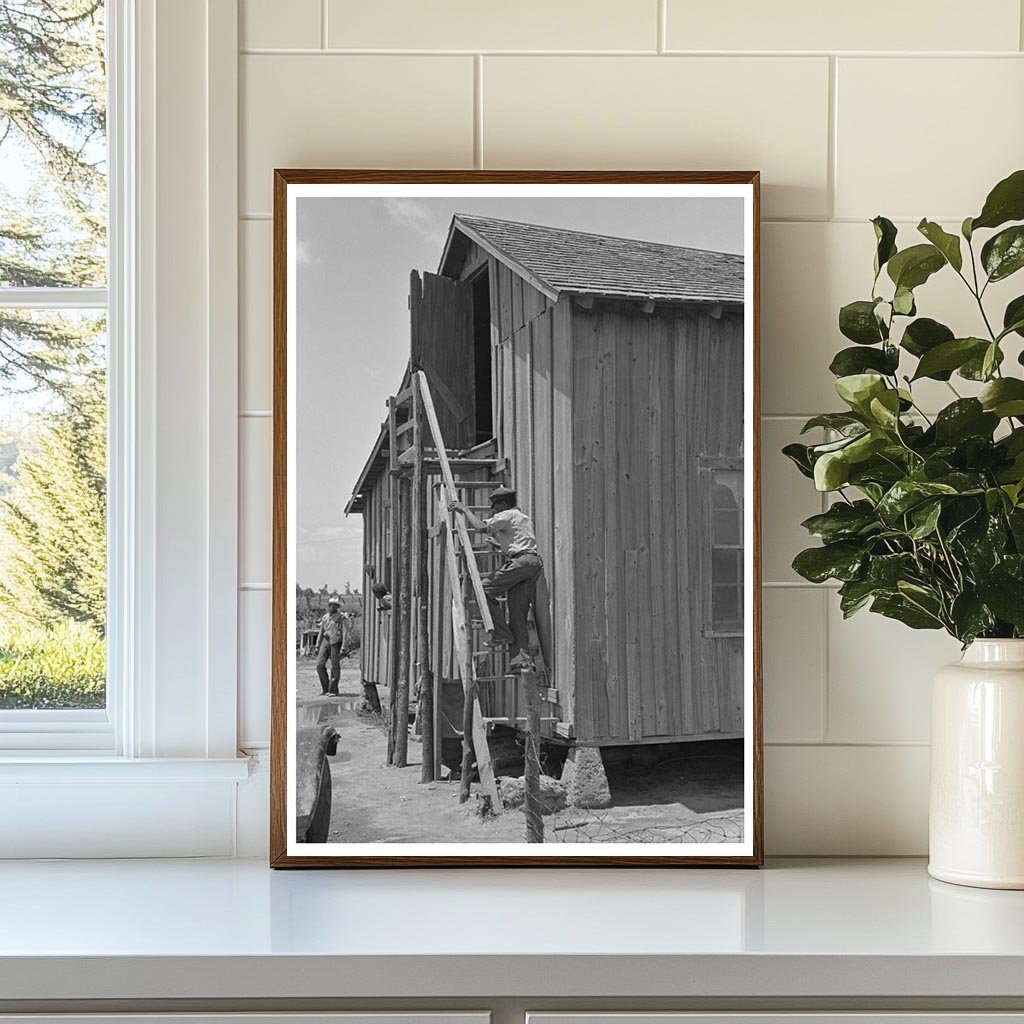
xmin=449 ymin=480 xmax=500 ymax=489
xmin=395 ymin=418 xmax=415 ymax=438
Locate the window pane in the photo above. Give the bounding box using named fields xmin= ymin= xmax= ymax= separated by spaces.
xmin=713 ymin=507 xmax=741 ymax=545
xmin=712 ymin=586 xmax=740 ymax=629
xmin=0 ymin=1 xmax=107 ymax=288
xmin=0 ymin=310 xmax=106 ymax=709
xmin=712 ymin=547 xmax=741 ymax=585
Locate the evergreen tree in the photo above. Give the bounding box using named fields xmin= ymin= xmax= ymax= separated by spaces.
xmin=0 ymin=372 xmax=105 ymax=632
xmin=0 ymin=0 xmax=106 ymax=397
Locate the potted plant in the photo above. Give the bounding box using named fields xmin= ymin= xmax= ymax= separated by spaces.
xmin=785 ymin=169 xmax=1024 ymax=889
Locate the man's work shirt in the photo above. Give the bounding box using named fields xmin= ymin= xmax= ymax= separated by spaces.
xmin=318 ymin=611 xmax=346 ymax=645
xmin=485 ymin=508 xmax=540 ymax=557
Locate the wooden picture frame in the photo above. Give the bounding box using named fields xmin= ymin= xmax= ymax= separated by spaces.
xmin=271 ymin=170 xmax=763 ymax=867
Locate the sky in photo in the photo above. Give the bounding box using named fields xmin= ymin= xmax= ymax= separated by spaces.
xmin=295 ymin=195 xmax=744 ymax=593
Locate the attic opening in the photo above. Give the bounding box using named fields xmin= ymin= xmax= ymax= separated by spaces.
xmin=470 ymin=267 xmax=493 ymax=444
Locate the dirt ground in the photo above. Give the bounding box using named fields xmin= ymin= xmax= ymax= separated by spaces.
xmin=296 ymin=654 xmax=744 ymax=845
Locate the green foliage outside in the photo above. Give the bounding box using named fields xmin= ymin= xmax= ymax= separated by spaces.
xmin=0 ymin=1 xmax=107 ymax=707
xmin=786 ymin=169 xmax=1024 ymax=645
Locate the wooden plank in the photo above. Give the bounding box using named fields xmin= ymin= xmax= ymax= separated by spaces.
xmin=413 ymin=379 xmax=434 ymax=782
xmin=550 ymin=298 xmax=575 ymax=729
xmin=393 ymin=475 xmax=411 ymax=766
xmin=624 ymin=548 xmax=642 ymax=741
xmin=523 ymin=280 xmax=547 ymax=324
xmin=498 ymin=263 xmax=514 ymax=342
xmin=648 ymin=322 xmax=669 ymax=736
xmin=601 ymin=313 xmax=624 ymax=741
xmin=512 ymin=323 xmax=534 ymax=516
xmin=659 ymin=317 xmax=682 ymax=738
xmin=531 ymin=312 xmax=555 ymax=677
xmin=674 ymin=314 xmax=697 ymax=736
xmin=386 ymin=398 xmax=400 ymax=762
xmin=511 ymin=272 xmax=524 ymax=333
xmin=417 ymin=371 xmax=493 ymax=633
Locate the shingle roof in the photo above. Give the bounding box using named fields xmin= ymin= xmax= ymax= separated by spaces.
xmin=451 ymin=214 xmax=744 ymax=304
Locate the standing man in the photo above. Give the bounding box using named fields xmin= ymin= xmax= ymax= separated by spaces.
xmin=315 ymin=595 xmax=346 ymax=696
xmin=448 ymin=486 xmax=542 ymax=670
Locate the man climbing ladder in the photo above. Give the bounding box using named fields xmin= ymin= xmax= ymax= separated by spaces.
xmin=448 ymin=486 xmax=542 ymax=671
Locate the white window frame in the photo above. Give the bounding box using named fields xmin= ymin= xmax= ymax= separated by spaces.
xmin=0 ymin=0 xmax=248 ymax=860
xmin=0 ymin=3 xmax=125 ymax=752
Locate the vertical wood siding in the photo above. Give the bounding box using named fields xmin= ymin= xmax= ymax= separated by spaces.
xmin=572 ymin=304 xmax=745 ymax=744
xmin=359 ymin=470 xmax=393 ymax=688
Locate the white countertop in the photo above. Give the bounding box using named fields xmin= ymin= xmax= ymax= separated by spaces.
xmin=1 ymin=857 xmax=1023 ymax=1002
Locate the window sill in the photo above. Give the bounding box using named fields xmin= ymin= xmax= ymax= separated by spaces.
xmin=0 ymin=755 xmax=252 ymax=782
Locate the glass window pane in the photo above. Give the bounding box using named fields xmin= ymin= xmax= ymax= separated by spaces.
xmin=712 ymin=586 xmax=740 ymax=628
xmin=0 ymin=310 xmax=106 ymax=709
xmin=713 ymin=508 xmax=741 ymax=545
xmin=712 ymin=547 xmax=740 ymax=584
xmin=0 ymin=2 xmax=107 ymax=288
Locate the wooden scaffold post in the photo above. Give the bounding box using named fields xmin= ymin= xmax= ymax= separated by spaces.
xmin=523 ymin=667 xmax=544 ymax=843
xmin=386 ymin=395 xmax=400 ymax=765
xmin=412 ymin=375 xmax=434 ymax=782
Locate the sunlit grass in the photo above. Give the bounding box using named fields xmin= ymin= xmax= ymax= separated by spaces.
xmin=0 ymin=620 xmax=105 ymax=709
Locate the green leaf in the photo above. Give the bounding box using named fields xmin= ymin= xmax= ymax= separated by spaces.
xmin=933 ymin=399 xmax=998 ymax=444
xmin=982 ymin=341 xmax=1001 ymax=381
xmin=836 ymin=373 xmax=887 ymax=414
xmin=868 ymin=552 xmax=915 ymax=587
xmin=800 ymin=412 xmax=865 ymax=435
xmin=887 ymin=243 xmax=946 ymax=291
xmin=962 ymin=216 xmax=974 ymax=241
xmin=900 ymin=318 xmax=955 ymax=366
xmin=981 ymin=225 xmax=1024 ymax=282
xmin=814 ymin=450 xmax=851 ymax=492
xmin=782 ymin=442 xmax=815 ymax=479
xmin=868 ymin=389 xmax=902 ymax=430
xmin=960 ymin=344 xmax=1004 ymax=381
xmin=871 ymin=594 xmax=943 ymax=630
xmin=950 ymin=592 xmax=995 ymax=644
xmin=800 ymin=501 xmax=879 ymax=543
xmin=877 ymin=479 xmax=958 ymax=524
xmin=917 ymin=219 xmax=963 ymax=272
xmin=970 ymin=169 xmax=1024 ymax=233
xmin=839 ymin=299 xmax=887 ymax=345
xmin=976 ymin=578 xmax=1024 ymax=629
xmin=829 ymin=345 xmax=899 ymax=378
xmin=911 ymin=337 xmax=988 ymax=381
xmin=872 ymin=215 xmax=898 ymax=277
xmin=908 ymin=500 xmax=942 ymax=540
xmin=892 ymin=286 xmax=916 ymax=316
xmin=792 ymin=542 xmax=866 ymax=584
xmin=1003 ymin=295 xmax=1024 ymax=339
xmin=838 ymin=578 xmax=881 ymax=618
xmin=980 ymin=378 xmax=1024 ymax=418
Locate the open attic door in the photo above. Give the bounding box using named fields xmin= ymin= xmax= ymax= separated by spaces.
xmin=410 ymin=270 xmax=477 ymax=451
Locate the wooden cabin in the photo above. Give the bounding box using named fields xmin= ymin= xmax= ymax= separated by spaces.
xmin=347 ymin=215 xmax=745 ymax=758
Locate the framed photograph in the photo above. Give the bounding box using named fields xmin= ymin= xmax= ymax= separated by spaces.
xmin=270 ymin=170 xmax=762 ymax=867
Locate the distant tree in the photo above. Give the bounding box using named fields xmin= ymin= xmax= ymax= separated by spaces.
xmin=0 ymin=0 xmax=106 ymax=399
xmin=0 ymin=374 xmax=105 ymax=631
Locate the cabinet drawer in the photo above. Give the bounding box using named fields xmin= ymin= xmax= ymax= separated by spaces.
xmin=528 ymin=1017 xmax=1024 ymax=1024
xmin=0 ymin=1016 xmax=490 ymax=1024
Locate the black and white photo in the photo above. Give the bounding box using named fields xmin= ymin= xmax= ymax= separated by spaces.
xmin=272 ymin=172 xmax=762 ymax=867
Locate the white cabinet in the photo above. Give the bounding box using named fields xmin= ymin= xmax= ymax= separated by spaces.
xmin=0 ymin=1017 xmax=490 ymax=1024
xmin=527 ymin=1017 xmax=1024 ymax=1024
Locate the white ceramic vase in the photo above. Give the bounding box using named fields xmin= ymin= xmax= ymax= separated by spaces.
xmin=929 ymin=639 xmax=1024 ymax=889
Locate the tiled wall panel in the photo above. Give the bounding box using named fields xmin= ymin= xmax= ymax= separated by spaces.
xmin=327 ymin=0 xmax=659 ymax=51
xmin=236 ymin=2 xmax=1024 ymax=853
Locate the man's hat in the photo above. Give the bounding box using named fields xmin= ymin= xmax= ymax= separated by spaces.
xmin=489 ymin=486 xmax=516 ymax=506
xmin=328 ymin=595 xmax=341 ymax=606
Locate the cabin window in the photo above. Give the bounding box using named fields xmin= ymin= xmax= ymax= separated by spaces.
xmin=470 ymin=269 xmax=493 ymax=443
xmin=702 ymin=461 xmax=744 ymax=636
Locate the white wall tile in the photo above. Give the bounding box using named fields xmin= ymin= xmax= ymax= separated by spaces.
xmin=241 ymin=0 xmax=321 ymax=50
xmin=483 ymin=56 xmax=831 ymax=219
xmin=762 ymin=221 xmax=1021 ymax=416
xmin=827 ymin=600 xmax=962 ymax=744
xmin=666 ymin=0 xmax=1020 ymax=53
xmin=765 ymin=744 xmax=929 ymax=854
xmin=240 ymin=55 xmax=475 ymax=213
xmin=239 ymin=589 xmax=272 ymax=747
xmin=240 ymin=417 xmax=273 ymax=585
xmin=240 ymin=220 xmax=272 ymax=411
xmin=763 ymin=588 xmax=825 ymax=743
xmin=328 ymin=0 xmax=658 ymax=51
xmin=761 ymin=418 xmax=824 ymax=584
xmin=836 ymin=58 xmax=1024 ymax=221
